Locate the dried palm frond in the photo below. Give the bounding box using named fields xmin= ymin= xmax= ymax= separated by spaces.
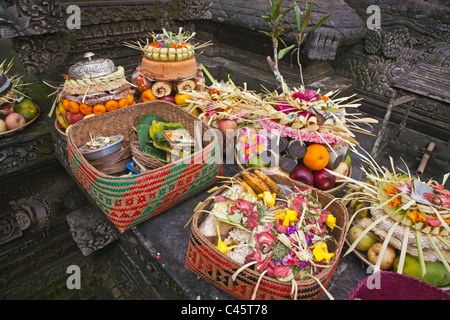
xmin=335 ymin=146 xmax=450 ymax=276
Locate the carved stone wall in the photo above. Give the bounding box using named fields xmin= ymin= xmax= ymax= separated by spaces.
xmin=1 ymin=0 xmax=212 ymax=79
xmin=333 ymin=0 xmax=450 ymax=141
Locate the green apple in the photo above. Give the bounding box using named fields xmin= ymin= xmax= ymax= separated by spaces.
xmin=14 ymin=98 xmax=38 ymax=122
xmin=348 ymin=225 xmax=377 ymax=251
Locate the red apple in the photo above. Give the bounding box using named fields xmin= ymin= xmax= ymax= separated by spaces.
xmin=66 ymin=111 xmax=84 ymax=125
xmin=219 ymin=119 xmax=237 ymax=134
xmin=160 ymin=95 xmax=175 ymax=103
xmin=290 ymin=166 xmax=314 ymax=186
xmin=313 ymin=169 xmax=336 ymax=190
xmin=5 ymin=112 xmax=26 ymax=130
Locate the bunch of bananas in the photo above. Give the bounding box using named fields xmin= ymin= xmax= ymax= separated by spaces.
xmin=238 ymin=169 xmax=286 ymax=201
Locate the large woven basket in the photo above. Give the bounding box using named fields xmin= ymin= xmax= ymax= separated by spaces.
xmin=185 ymin=170 xmax=349 ymax=300
xmin=67 ymin=101 xmax=223 ymax=232
xmin=347 ymin=271 xmax=450 ymax=300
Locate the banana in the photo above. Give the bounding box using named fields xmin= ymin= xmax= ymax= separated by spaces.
xmin=56 ymin=103 xmax=69 ymax=128
xmin=241 ymin=170 xmax=271 ymax=195
xmin=251 ymin=169 xmax=286 ymax=200
xmin=237 ymin=177 xmax=257 ymax=196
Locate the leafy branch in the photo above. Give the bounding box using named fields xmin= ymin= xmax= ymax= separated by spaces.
xmin=261 ymin=0 xmax=294 ymax=89
xmin=262 ymin=1 xmax=331 ymax=89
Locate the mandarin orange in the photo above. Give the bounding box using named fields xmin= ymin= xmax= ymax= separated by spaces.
xmin=302 ymin=144 xmax=329 ymax=171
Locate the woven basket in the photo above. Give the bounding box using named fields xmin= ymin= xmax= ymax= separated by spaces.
xmin=88 ymin=144 xmax=132 ymax=176
xmin=185 ymin=170 xmax=349 ymax=300
xmin=67 ymin=101 xmax=223 ymax=232
xmin=347 ymin=271 xmax=450 ymax=300
xmin=129 ymin=129 xmax=167 ymax=170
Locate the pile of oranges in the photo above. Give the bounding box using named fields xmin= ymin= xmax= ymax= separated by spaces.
xmin=61 ymin=95 xmax=135 ymax=116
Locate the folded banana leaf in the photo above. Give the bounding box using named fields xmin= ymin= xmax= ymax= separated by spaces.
xmin=135 ymin=114 xmax=168 ymax=162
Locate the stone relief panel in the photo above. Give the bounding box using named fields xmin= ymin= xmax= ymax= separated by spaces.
xmin=0 ymin=0 xmax=213 ymax=75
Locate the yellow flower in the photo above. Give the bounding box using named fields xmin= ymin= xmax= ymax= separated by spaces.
xmin=275 ymin=209 xmax=299 ymax=226
xmin=407 ymin=210 xmax=426 ymax=223
xmin=258 ymin=191 xmax=276 ymax=207
xmin=325 ymin=214 xmax=336 ymax=231
xmin=310 ymin=243 xmax=335 ymax=263
xmin=215 ymin=226 xmax=233 ymax=255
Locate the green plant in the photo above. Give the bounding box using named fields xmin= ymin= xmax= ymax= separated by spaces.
xmin=262 ymin=1 xmax=331 ymax=88
xmin=261 ymin=0 xmax=294 ymax=88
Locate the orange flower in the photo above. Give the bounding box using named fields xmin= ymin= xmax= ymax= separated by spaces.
xmin=388 ymin=196 xmax=401 ymax=208
xmin=385 ymin=183 xmax=401 ymax=208
xmin=407 ymin=210 xmax=426 ymax=223
xmin=385 ymin=183 xmax=398 ymax=196
xmin=321 ymin=95 xmax=329 ymax=102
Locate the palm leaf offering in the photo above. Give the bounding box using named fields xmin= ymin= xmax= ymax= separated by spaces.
xmin=195 ymin=170 xmax=341 ymax=300
xmin=338 ymin=148 xmax=450 ymax=287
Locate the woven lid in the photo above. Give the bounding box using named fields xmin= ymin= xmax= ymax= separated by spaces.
xmin=0 ymin=71 xmax=11 ymax=96
xmin=69 ymin=52 xmax=118 ymax=80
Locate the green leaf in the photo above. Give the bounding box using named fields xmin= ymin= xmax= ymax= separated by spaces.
xmin=200 ymin=63 xmax=217 ymax=84
xmin=301 ymin=3 xmax=311 ymax=33
xmin=274 ymin=0 xmax=282 ymax=18
xmin=278 ymin=44 xmax=295 ymax=59
xmin=294 ymin=2 xmax=302 ymax=33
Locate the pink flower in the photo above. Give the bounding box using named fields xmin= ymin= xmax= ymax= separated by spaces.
xmin=272 ymin=265 xmax=292 ymax=278
xmin=292 ymin=196 xmax=306 ymax=213
xmin=426 ymin=218 xmax=441 ymax=227
xmin=276 ymin=222 xmax=288 ymax=233
xmin=254 ymin=231 xmax=277 ymax=253
xmin=292 ymin=89 xmax=320 ymax=102
xmin=235 ymin=198 xmax=254 ymax=216
xmin=246 ymin=212 xmax=259 ymax=229
xmin=275 ymin=101 xmax=296 ymax=114
xmin=282 ymin=252 xmax=301 ymax=266
xmin=214 ymin=195 xmax=228 ymax=203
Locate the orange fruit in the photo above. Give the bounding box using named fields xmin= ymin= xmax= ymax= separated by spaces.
xmin=174 ymin=93 xmax=191 ymax=106
xmin=118 ymin=98 xmax=128 ymax=109
xmin=141 ymin=89 xmax=157 ymax=102
xmin=62 ymin=99 xmax=70 ymax=111
xmin=68 ymin=100 xmax=80 ymax=113
xmin=105 ymin=100 xmax=119 ymax=112
xmin=302 ymin=143 xmax=329 ymax=171
xmin=80 ymin=103 xmax=93 ymax=115
xmin=93 ymin=104 xmax=106 ymax=115
xmin=126 ymin=95 xmax=134 ymax=105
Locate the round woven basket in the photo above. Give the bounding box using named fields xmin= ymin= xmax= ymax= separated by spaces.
xmin=185 ymin=170 xmax=349 ymax=300
xmin=347 ymin=271 xmax=450 ymax=300
xmin=129 ymin=129 xmax=167 ymax=170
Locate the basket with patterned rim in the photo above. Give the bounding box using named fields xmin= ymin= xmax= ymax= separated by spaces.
xmin=185 ymin=170 xmax=349 ymax=300
xmin=67 ymin=100 xmax=223 ymax=232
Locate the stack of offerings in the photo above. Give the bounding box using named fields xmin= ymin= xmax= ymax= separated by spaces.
xmin=129 ymin=28 xmax=209 ymax=111
xmin=53 ymin=52 xmax=135 ymax=135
